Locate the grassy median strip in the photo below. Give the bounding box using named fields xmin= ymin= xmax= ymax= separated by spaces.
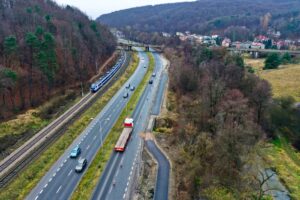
xmin=0 ymin=53 xmax=139 ymax=200
xmin=71 ymin=52 xmax=155 ymax=200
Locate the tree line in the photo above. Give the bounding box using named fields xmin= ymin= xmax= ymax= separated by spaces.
xmin=163 ymin=43 xmax=274 ymax=199
xmin=0 ymin=0 xmax=116 ymax=120
xmin=99 ymin=0 xmax=300 ymax=40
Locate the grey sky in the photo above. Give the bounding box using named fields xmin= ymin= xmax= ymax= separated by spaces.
xmin=54 ymin=0 xmax=195 ymax=19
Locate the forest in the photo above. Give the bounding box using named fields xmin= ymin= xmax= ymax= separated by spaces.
xmin=98 ymin=0 xmax=300 ymax=39
xmin=157 ymin=43 xmax=276 ymax=199
xmin=0 ymin=0 xmax=116 ymax=120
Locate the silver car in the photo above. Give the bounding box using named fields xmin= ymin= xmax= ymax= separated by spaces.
xmin=75 ymin=158 xmax=87 ymax=173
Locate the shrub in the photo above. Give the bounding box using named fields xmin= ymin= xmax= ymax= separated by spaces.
xmin=264 ymin=53 xmax=281 ymax=70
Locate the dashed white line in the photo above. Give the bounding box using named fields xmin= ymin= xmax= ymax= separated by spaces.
xmin=39 ymin=189 xmax=43 ymax=194
xmin=35 ymin=196 xmax=39 ymax=200
xmin=53 ymin=173 xmax=56 ymax=177
xmin=64 ymin=159 xmax=67 ymax=163
xmin=56 ymin=185 xmax=62 ymax=194
xmin=44 ymin=183 xmax=48 ymax=188
xmin=49 ymin=177 xmax=52 ymax=182
xmin=57 ymin=168 xmax=60 ymax=172
xmin=123 ymin=194 xmax=126 ymax=199
xmin=60 ymin=163 xmax=63 ymax=167
xmin=86 ymin=145 xmax=90 ymax=150
xmin=68 ymin=170 xmax=72 ymax=176
xmin=125 ymin=187 xmax=128 ymax=192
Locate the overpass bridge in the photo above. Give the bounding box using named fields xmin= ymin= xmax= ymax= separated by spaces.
xmin=117 ymin=39 xmax=163 ymax=52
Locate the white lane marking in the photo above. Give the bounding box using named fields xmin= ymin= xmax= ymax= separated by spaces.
xmin=125 ymin=187 xmax=128 ymax=192
xmin=60 ymin=163 xmax=63 ymax=167
xmin=49 ymin=177 xmax=52 ymax=182
xmin=68 ymin=170 xmax=72 ymax=176
xmin=56 ymin=185 xmax=62 ymax=194
xmin=57 ymin=168 xmax=60 ymax=172
xmin=35 ymin=196 xmax=39 ymax=200
xmin=123 ymin=194 xmax=126 ymax=199
xmin=86 ymin=145 xmax=90 ymax=150
xmin=39 ymin=189 xmax=43 ymax=194
xmin=44 ymin=183 xmax=48 ymax=188
xmin=53 ymin=173 xmax=56 ymax=177
xmin=127 ymin=182 xmax=129 ymax=186
xmin=64 ymin=159 xmax=67 ymax=163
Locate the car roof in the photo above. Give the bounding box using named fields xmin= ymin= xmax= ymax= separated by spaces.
xmin=73 ymin=146 xmax=80 ymax=150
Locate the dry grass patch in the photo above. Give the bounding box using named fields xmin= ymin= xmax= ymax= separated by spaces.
xmin=259 ymin=64 xmax=300 ymax=101
xmin=244 ymin=57 xmax=300 ymax=101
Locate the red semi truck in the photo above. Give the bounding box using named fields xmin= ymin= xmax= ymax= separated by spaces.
xmin=114 ymin=118 xmax=134 ymax=152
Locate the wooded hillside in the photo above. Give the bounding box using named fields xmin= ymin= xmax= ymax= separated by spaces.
xmin=98 ymin=0 xmax=300 ymax=39
xmin=0 ymin=0 xmax=116 ymax=119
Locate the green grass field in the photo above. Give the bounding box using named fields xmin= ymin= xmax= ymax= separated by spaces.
xmin=260 ymin=138 xmax=300 ymax=200
xmin=0 ymin=53 xmax=140 ymax=200
xmin=71 ymin=52 xmax=155 ymax=200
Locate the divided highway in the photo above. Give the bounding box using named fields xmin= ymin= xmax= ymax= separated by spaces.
xmin=92 ymin=52 xmax=167 ymax=200
xmin=26 ymin=50 xmax=150 ymax=200
xmin=0 ymin=51 xmax=128 ymax=187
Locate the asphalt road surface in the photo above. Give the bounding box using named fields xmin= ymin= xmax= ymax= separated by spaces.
xmin=91 ymin=52 xmax=167 ymax=200
xmin=26 ymin=50 xmax=149 ymax=200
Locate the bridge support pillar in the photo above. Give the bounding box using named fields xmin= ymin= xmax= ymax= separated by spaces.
xmin=250 ymin=51 xmax=259 ymax=58
xmin=145 ymin=46 xmax=150 ymax=52
xmin=128 ymin=45 xmax=132 ymax=51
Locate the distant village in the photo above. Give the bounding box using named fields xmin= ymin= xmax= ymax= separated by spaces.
xmin=163 ymin=30 xmax=300 ymax=50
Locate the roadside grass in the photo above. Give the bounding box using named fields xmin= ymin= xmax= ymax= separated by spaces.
xmin=244 ymin=57 xmax=300 ymax=101
xmin=71 ymin=52 xmax=155 ymax=200
xmin=260 ymin=139 xmax=300 ymax=199
xmin=0 ymin=53 xmax=139 ymax=200
xmin=0 ymin=90 xmax=81 ymax=161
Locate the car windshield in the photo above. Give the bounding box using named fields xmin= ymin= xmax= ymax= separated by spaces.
xmin=78 ymin=159 xmax=85 ymax=164
xmin=71 ymin=149 xmax=77 ymax=154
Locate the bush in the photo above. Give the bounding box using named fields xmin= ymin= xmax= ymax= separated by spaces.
xmin=264 ymin=53 xmax=281 ymax=70
xmin=281 ymin=52 xmax=292 ymax=64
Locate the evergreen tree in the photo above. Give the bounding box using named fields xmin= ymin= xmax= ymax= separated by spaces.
xmin=281 ymin=52 xmax=292 ymax=64
xmin=264 ymin=53 xmax=281 ymax=69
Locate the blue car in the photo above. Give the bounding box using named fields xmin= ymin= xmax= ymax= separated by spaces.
xmin=70 ymin=146 xmax=81 ymax=158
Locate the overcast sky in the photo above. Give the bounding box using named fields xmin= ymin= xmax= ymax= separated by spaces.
xmin=53 ymin=0 xmax=195 ymax=19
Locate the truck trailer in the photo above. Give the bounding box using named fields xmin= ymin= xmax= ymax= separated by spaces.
xmin=114 ymin=118 xmax=134 ymax=152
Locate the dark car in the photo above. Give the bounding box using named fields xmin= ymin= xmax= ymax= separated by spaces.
xmin=130 ymin=86 xmax=135 ymax=91
xmin=152 ymin=73 xmax=156 ymax=77
xmin=70 ymin=146 xmax=81 ymax=158
xmin=75 ymin=158 xmax=87 ymax=173
xmin=125 ymin=83 xmax=130 ymax=89
xmin=123 ymin=92 xmax=129 ymax=98
xmin=149 ymin=79 xmax=153 ymax=84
